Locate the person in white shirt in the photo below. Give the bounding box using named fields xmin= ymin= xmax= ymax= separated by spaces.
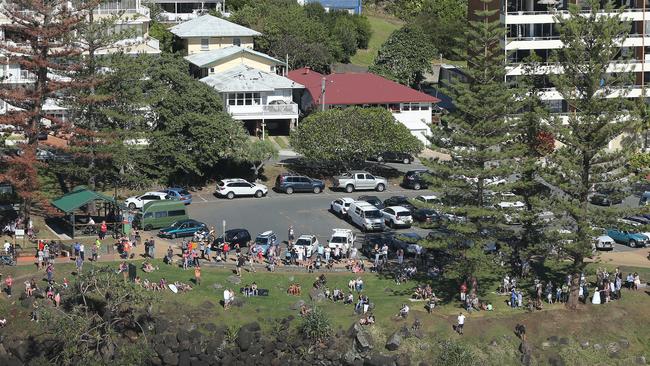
xmin=3 ymin=240 xmax=11 ymax=254
xmin=223 ymin=288 xmax=232 ymax=310
xmin=456 ymin=312 xmax=466 ymax=335
xmin=399 ymin=304 xmax=410 ymax=318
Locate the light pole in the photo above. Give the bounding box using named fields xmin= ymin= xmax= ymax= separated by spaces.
xmin=321 ymin=76 xmax=326 ymax=112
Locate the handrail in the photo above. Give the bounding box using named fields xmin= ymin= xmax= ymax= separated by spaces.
xmin=505 ymin=8 xmax=649 ymax=16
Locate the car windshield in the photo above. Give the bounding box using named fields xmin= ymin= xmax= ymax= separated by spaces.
xmin=344 ymin=202 xmax=352 ymax=207
xmin=255 ymin=236 xmax=269 ymax=245
xmin=169 ymin=221 xmax=183 ymax=228
xmin=179 ymin=189 xmax=190 ymax=195
xmin=330 ymin=236 xmax=346 ymax=243
xmin=365 ymin=210 xmax=382 ymax=218
xmin=394 ymin=197 xmax=408 ymax=203
xmin=396 ymin=212 xmax=411 ymax=218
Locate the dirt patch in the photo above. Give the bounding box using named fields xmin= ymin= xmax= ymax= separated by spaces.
xmin=592 ymin=248 xmax=650 ymax=268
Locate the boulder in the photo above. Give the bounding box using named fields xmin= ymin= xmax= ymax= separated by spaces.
xmin=580 ymin=341 xmax=590 ymax=349
xmin=231 ymin=297 xmax=245 ymax=307
xmin=607 ymin=342 xmax=621 ymax=354
xmin=226 ymin=275 xmax=242 ymax=285
xmin=190 ymin=359 xmax=209 ymax=366
xmin=178 ymin=350 xmax=191 ymax=366
xmin=237 ymin=328 xmax=255 ymax=352
xmin=155 ymin=318 xmax=171 ymax=333
xmin=309 ymin=288 xmax=326 ymax=302
xmin=291 ymin=300 xmax=306 ymax=310
xmin=243 ymin=322 xmax=261 ymax=333
xmin=519 ymin=341 xmax=532 ymax=356
xmin=364 ymin=353 xmax=396 ymax=366
xmin=349 ymin=322 xmax=364 ymax=337
xmin=151 ymin=356 xmax=163 ymax=365
xmin=593 ymin=344 xmax=603 ymax=351
xmin=619 ymin=338 xmax=630 ymax=349
xmin=394 ymin=353 xmax=411 ymax=366
xmin=636 ymin=356 xmax=647 ymax=365
xmin=355 ymin=331 xmax=373 ymax=352
xmin=201 ymin=323 xmax=217 ymax=332
xmin=5 ymin=340 xmax=27 ymax=362
xmin=385 ymin=332 xmax=402 ymax=351
xmin=162 ymin=352 xmax=179 ymax=366
xmin=0 ymin=343 xmax=7 ymax=356
xmin=154 ymin=342 xmax=170 ymax=358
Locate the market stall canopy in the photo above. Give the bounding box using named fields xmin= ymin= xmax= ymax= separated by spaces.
xmin=51 ymin=186 xmax=124 ymax=213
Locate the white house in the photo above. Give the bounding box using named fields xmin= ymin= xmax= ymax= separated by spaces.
xmin=287 ymin=68 xmax=440 ymax=146
xmin=169 ymin=14 xmax=260 ymax=55
xmin=200 ymin=64 xmax=303 ymax=136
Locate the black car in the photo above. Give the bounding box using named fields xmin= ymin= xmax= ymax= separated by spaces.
xmin=589 ymin=192 xmax=623 ymax=206
xmin=362 ymin=232 xmax=394 ymax=258
xmin=358 ymin=195 xmax=385 ymax=209
xmin=383 ymin=196 xmax=416 ymax=212
xmin=211 ymin=228 xmax=251 ymax=250
xmin=275 ymin=173 xmax=325 ymax=194
xmin=412 ymin=208 xmax=446 ymax=223
xmin=373 ymin=151 xmax=414 ymax=164
xmin=390 ymin=232 xmax=423 ymax=255
xmin=402 ymin=169 xmax=432 ymax=190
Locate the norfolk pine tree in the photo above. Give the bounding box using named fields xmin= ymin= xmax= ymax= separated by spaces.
xmin=424 ymin=0 xmax=514 ymax=291
xmin=544 ymin=0 xmax=638 ymax=309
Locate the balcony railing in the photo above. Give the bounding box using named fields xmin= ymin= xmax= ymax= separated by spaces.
xmin=506 ymin=7 xmax=650 ymax=16
xmin=1 ymin=70 xmax=36 ymax=83
xmin=226 ymin=103 xmax=299 ymax=117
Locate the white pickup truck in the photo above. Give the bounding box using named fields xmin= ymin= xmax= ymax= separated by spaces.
xmin=333 ymin=171 xmax=387 ymax=193
xmin=328 ymin=228 xmax=356 ymax=249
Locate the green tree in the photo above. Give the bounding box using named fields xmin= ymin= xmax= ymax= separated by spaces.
xmin=149 ymin=20 xmax=174 ymax=53
xmin=424 ymin=0 xmax=514 ymax=291
xmin=369 ymin=25 xmax=436 ymax=87
xmin=242 ymin=139 xmax=279 ymax=180
xmin=332 ymin=15 xmax=360 ymax=62
xmin=543 ymin=0 xmax=637 ymax=309
xmin=291 ymin=107 xmax=423 ymax=170
xmin=413 ymin=0 xmax=468 ymax=60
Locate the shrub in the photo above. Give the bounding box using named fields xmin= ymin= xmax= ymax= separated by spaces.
xmin=436 ymin=340 xmax=479 ymax=366
xmin=300 ymin=306 xmax=333 ymax=343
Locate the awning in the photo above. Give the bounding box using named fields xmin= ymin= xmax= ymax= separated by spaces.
xmin=51 ymin=186 xmax=122 ymax=213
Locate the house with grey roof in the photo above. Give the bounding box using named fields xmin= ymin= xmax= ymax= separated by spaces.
xmin=184 ymin=45 xmax=284 ymax=78
xmin=169 ymin=14 xmax=261 ymax=55
xmin=200 ymin=65 xmax=303 ymax=136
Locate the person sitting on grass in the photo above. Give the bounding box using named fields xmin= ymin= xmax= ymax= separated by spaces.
xmin=250 ymin=282 xmax=258 ymax=296
xmin=344 ymin=292 xmax=354 ymax=305
xmin=398 ymin=304 xmax=410 ymax=319
xmin=142 ymin=261 xmax=156 ymax=273
xmin=359 ymin=313 xmax=375 ymax=326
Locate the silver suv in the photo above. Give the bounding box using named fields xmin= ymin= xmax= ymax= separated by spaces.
xmin=333 ymin=171 xmax=387 ymax=193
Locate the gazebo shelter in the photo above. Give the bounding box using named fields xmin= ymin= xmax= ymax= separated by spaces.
xmin=51 ymin=186 xmax=124 ymax=239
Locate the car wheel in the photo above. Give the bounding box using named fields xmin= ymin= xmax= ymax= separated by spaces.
xmin=345 ymin=184 xmax=354 ymax=193
xmin=403 ymin=158 xmax=411 ymax=164
xmin=255 ymin=190 xmax=263 ymax=198
xmin=286 ymin=187 xmax=294 ymax=195
xmin=226 ymin=192 xmax=235 ymax=199
xmin=144 ymin=225 xmax=153 ymax=231
xmin=629 ymin=240 xmax=637 ymax=248
xmin=128 ymin=203 xmax=136 ymax=210
xmin=376 ymin=183 xmax=385 ymax=192
xmin=413 ymin=183 xmax=421 ymax=190
xmin=313 ymin=186 xmax=321 ymax=194
xmin=171 ymin=233 xmax=176 ymax=239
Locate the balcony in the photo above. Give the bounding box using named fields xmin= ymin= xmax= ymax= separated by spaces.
xmin=1 ymin=70 xmax=36 ymax=84
xmin=226 ymin=103 xmax=299 ymax=120
xmin=503 ymin=8 xmax=650 ymax=24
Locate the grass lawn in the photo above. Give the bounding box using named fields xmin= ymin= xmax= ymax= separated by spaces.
xmin=350 ymin=14 xmax=403 ymax=68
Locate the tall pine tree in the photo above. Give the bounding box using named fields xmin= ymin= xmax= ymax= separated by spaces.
xmin=424 ymin=0 xmax=514 ymax=294
xmin=543 ymin=0 xmax=638 ymax=309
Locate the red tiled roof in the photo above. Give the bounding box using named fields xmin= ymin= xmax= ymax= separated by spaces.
xmin=287 ymin=68 xmax=440 ymax=106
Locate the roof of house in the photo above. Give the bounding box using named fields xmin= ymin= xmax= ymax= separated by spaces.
xmin=287 ymin=68 xmax=440 ymax=106
xmin=170 ymin=14 xmax=261 ymax=38
xmin=184 ymin=46 xmax=282 ymax=68
xmin=200 ymin=64 xmax=303 ymax=93
xmin=51 ymin=186 xmax=119 ymax=214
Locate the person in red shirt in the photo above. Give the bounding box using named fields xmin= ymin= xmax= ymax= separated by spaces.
xmin=460 ymin=282 xmax=468 ymax=302
xmin=99 ymin=221 xmax=108 ymax=240
xmin=223 ymin=242 xmax=230 ymax=262
xmin=5 ymin=275 xmax=13 ymax=298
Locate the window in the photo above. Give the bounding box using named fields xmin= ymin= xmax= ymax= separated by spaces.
xmin=210 ymin=67 xmax=215 ymax=73
xmin=201 ymin=38 xmax=209 ymax=50
xmin=365 ymin=174 xmax=375 ymax=180
xmin=155 ymin=211 xmax=168 ymax=219
xmin=402 ymin=104 xmax=411 ymax=111
xmin=168 ymin=210 xmax=186 ymax=216
xmin=144 ymin=212 xmax=153 ymax=219
xmin=356 ymin=174 xmax=364 ymax=179
xmin=420 ymin=103 xmax=429 ymax=110
xmin=411 ymin=104 xmax=420 ymax=111
xmin=233 ymin=37 xmax=241 ymax=46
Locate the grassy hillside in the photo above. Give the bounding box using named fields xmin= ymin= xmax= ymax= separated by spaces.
xmin=350 ymin=13 xmax=403 ymax=68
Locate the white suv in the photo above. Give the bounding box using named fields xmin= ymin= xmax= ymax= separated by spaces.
xmin=330 ymin=197 xmax=355 ymax=217
xmin=125 ymin=191 xmax=170 ymax=209
xmin=216 ymin=179 xmax=268 ymax=199
xmin=381 ymin=206 xmax=413 ymax=228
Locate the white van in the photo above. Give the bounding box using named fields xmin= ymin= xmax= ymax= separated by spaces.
xmin=348 ymin=201 xmax=385 ymax=232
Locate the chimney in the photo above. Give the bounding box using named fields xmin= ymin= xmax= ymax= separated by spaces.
xmin=304 ymin=67 xmax=310 ymax=75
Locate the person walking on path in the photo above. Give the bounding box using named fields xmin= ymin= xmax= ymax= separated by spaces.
xmin=456 ymin=312 xmax=466 ymax=335
xmin=4 ymin=274 xmax=13 ymax=298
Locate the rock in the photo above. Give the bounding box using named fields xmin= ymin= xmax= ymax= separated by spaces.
xmin=190 ymin=359 xmax=209 ymax=366
xmin=226 ymin=275 xmax=242 ymax=285
xmin=580 ymin=341 xmax=590 ymax=349
xmin=364 ymin=353 xmax=396 ymax=366
xmin=291 ymin=300 xmax=306 ymax=310
xmin=593 ymin=344 xmax=603 ymax=351
xmin=541 ymin=341 xmax=551 ymax=350
xmin=151 ymin=356 xmax=163 ymax=366
xmin=243 ymin=322 xmax=261 ymax=333
xmin=155 ymin=342 xmax=170 ymax=357
xmin=619 ymin=338 xmax=630 ymax=349
xmin=237 ymin=328 xmax=254 ymax=352
xmin=162 ymin=352 xmax=179 ymax=365
xmin=165 ymin=334 xmax=180 ymax=351
xmin=548 ymin=356 xmax=564 ymax=366
xmin=156 ymin=318 xmax=171 ymax=333
xmin=212 ymin=283 xmax=223 ymax=289
xmin=349 ymin=322 xmax=364 ymax=337
xmin=607 ymin=342 xmax=621 ymax=355
xmin=309 ymin=288 xmax=326 ymax=302
xmin=355 ymin=331 xmax=373 ymax=352
xmin=385 ymin=332 xmax=402 ymax=351
xmin=202 ymin=323 xmax=217 ymax=332
xmin=636 ymin=356 xmax=647 ymax=365
xmin=178 ymin=350 xmax=191 ymax=366
xmin=521 ymin=353 xmax=532 ymax=366
xmin=559 ymin=337 xmax=569 ymax=346
xmin=384 ymin=288 xmax=393 ymax=293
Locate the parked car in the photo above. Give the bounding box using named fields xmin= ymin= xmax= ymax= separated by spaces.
xmin=606 ymin=229 xmax=649 ymax=248
xmin=348 ymin=201 xmax=385 ymax=232
xmin=211 ymin=228 xmax=251 ymax=250
xmin=330 ymin=197 xmax=355 ymax=217
xmin=402 ymin=169 xmax=431 ymax=190
xmin=333 ymin=171 xmax=387 ymax=193
xmin=624 ymin=216 xmax=650 ymax=225
xmin=158 ymin=219 xmax=207 ymax=239
xmin=216 ymin=178 xmax=268 ymax=199
xmin=328 ymin=228 xmax=355 ymax=249
xmin=383 ymin=196 xmax=416 ymax=212
xmin=275 ymin=173 xmax=325 ymax=194
xmin=381 ymin=206 xmax=413 ymax=228
xmin=125 ymin=191 xmax=171 ymax=210
xmin=592 ymin=228 xmax=614 ymax=251
xmin=358 ymin=195 xmax=384 ymax=209
xmin=294 ymin=234 xmax=319 ymax=257
xmin=389 ymin=232 xmax=423 ymax=255
xmin=161 ymin=187 xmax=192 ymax=204
xmin=590 ymin=192 xmax=623 ymax=206
xmin=372 ymin=151 xmax=414 ymax=164
xmin=412 ymin=208 xmax=446 ymax=223
xmin=253 ymin=231 xmax=278 ymax=255
xmin=415 ymin=195 xmax=442 ymax=205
